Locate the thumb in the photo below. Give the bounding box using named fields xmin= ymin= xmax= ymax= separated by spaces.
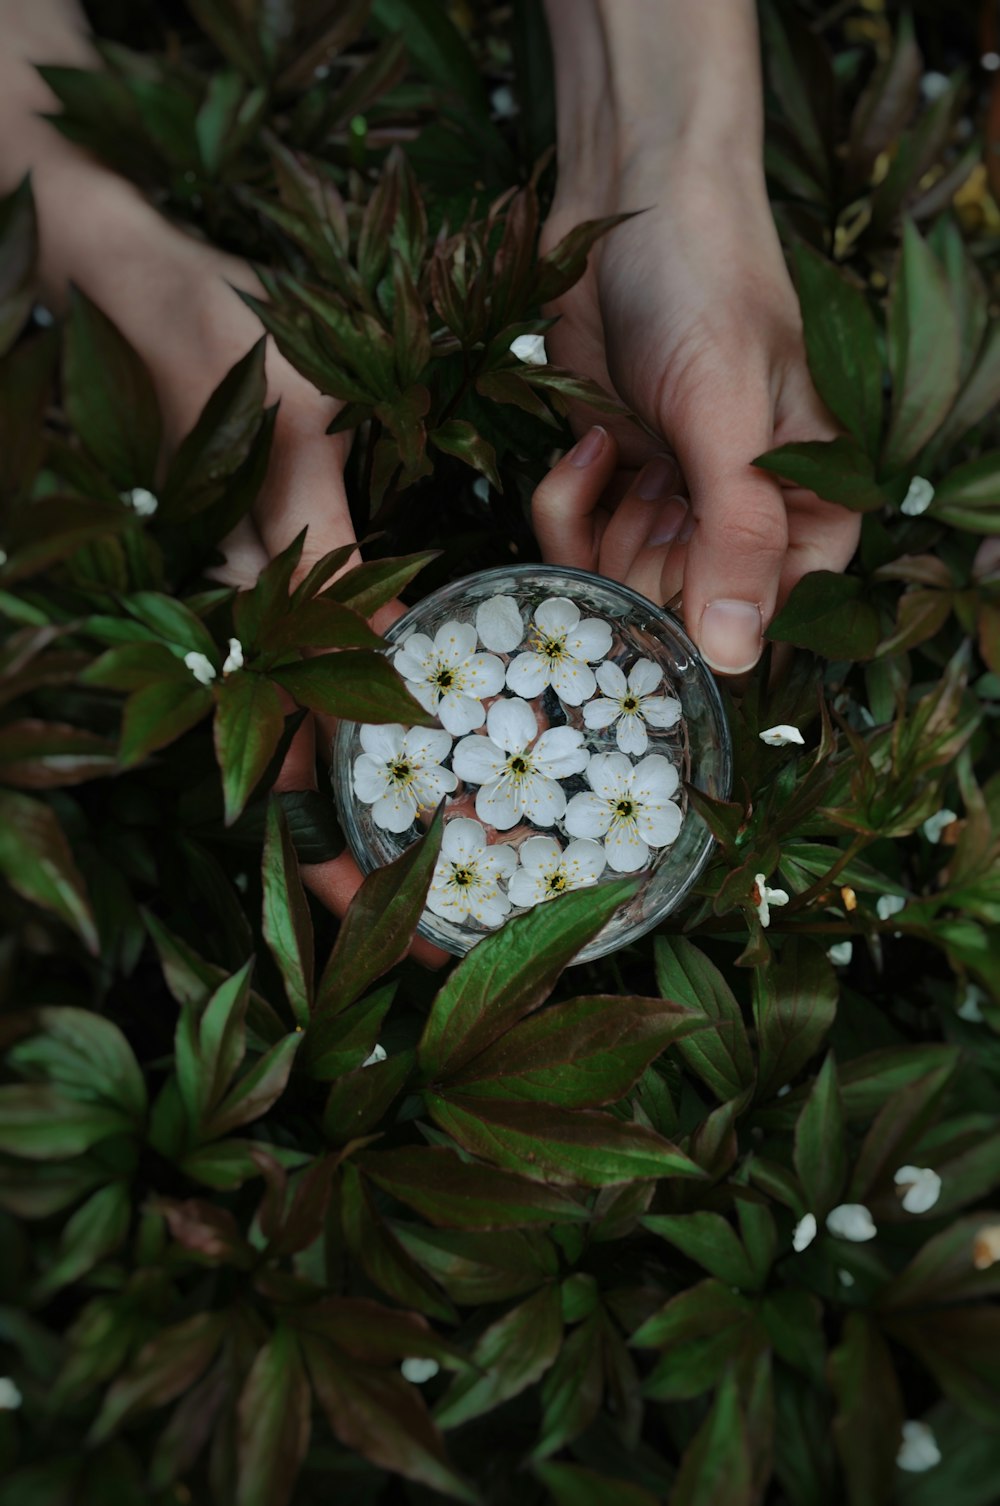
xmin=674 ymin=385 xmax=786 ymax=676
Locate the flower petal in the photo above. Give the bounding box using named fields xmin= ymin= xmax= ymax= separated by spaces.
xmin=434 ymin=619 xmax=478 ymax=663
xmin=825 ymin=1203 xmax=877 ymax=1242
xmin=519 ymin=773 xmax=566 ymax=826
xmin=463 ymin=653 xmax=506 ymax=697
xmin=413 ymin=765 xmax=459 ymax=805
xmin=582 ymin=698 xmax=619 ymax=730
xmin=595 ymin=660 xmax=627 ymax=698
xmin=642 ymin=695 xmax=682 ymax=730
xmin=353 ymin=755 xmax=387 ymax=803
xmin=759 ymin=723 xmax=805 ymax=747
xmin=635 ymin=800 xmax=682 ymax=848
xmin=393 ymin=648 xmax=430 ymax=683
xmin=627 ymin=658 xmax=662 ymax=696
xmin=395 ymin=632 xmax=434 ymax=665
xmin=475 ymin=780 xmax=523 ymax=830
xmin=438 ymin=691 xmax=486 ymax=735
xmin=402 ymin=727 xmax=453 ymax=766
xmin=505 ymin=652 xmax=550 ymax=699
xmin=792 ymin=1213 xmax=817 ymax=1252
xmin=359 ymin=723 xmax=404 ymax=760
xmin=604 ymin=823 xmax=650 ymax=873
xmin=586 ymin=752 xmax=631 ymax=800
xmin=486 ymin=696 xmax=538 ymax=752
xmin=471 ymin=890 xmax=512 ymax=927
xmin=508 ymin=870 xmax=547 ymax=908
xmin=562 ymin=839 xmax=606 ymax=884
xmin=534 ymin=596 xmax=580 ymax=635
xmin=566 ymin=617 xmax=613 ymax=662
xmin=372 ymin=791 xmax=418 ymax=832
xmin=442 ymin=817 xmax=487 ymax=861
xmin=453 ymin=735 xmax=505 ymax=785
xmin=551 ymin=657 xmax=596 ymax=704
xmin=533 ymin=726 xmax=589 ymax=778
xmin=478 ymin=843 xmax=518 ymax=879
xmin=565 ymin=792 xmax=612 ymax=840
xmin=518 ymin=835 xmax=562 ymax=874
xmin=476 ymin=595 xmax=524 ymax=653
xmin=615 ymin=714 xmax=648 ymax=757
xmin=631 ymin=755 xmax=679 ymax=802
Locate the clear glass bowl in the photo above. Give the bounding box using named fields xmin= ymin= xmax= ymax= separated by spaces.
xmin=331 ymin=565 xmax=732 ymax=963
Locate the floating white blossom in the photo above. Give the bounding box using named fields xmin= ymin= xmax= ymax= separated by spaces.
xmin=827 ymin=941 xmax=853 ymax=967
xmin=922 ymin=808 xmax=957 ymax=843
xmin=426 ymin=818 xmax=516 ymax=928
xmin=759 ymin=724 xmax=805 ymax=747
xmin=565 ymin=753 xmax=682 ymax=873
xmin=876 ymin=894 xmax=906 ymax=921
xmin=509 ymin=333 xmax=547 ymax=366
xmin=792 ymin=1213 xmax=817 ymax=1252
xmin=897 ymin=1420 xmax=941 ymax=1473
xmin=506 ymin=597 xmax=612 ymax=705
xmin=401 ymin=1357 xmax=440 ymax=1384
xmin=582 ymin=658 xmax=682 ymax=755
xmin=826 ymin=1204 xmax=877 ymax=1242
xmin=362 ymin=1043 xmax=387 ymax=1068
xmin=957 ymin=984 xmax=986 ymax=1023
xmin=0 ymin=1378 xmax=21 ymax=1410
xmin=894 ymin=1165 xmax=942 ymax=1214
xmin=222 ymin=637 xmax=244 ymax=675
xmin=900 ymin=477 xmax=935 ymax=516
xmin=476 ymin=594 xmax=524 ymax=653
xmin=122 ymin=486 xmax=159 ymax=517
xmin=183 ymin=651 xmax=216 ymax=685
xmin=508 ymin=835 xmax=606 ymax=908
xmin=453 ymin=697 xmax=588 ymax=830
xmin=353 ymin=724 xmax=457 ymax=833
xmin=394 ymin=621 xmax=505 ymax=735
xmin=752 ymin=873 xmax=790 ymax=929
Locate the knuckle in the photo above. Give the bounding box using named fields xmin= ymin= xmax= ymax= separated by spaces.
xmin=718 ymin=507 xmax=787 ymax=561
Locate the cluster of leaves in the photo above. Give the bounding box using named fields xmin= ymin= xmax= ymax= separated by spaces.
xmin=1 ymin=4 xmax=999 ymax=1505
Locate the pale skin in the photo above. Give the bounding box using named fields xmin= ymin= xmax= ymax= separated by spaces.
xmin=0 ymin=0 xmax=859 ymax=931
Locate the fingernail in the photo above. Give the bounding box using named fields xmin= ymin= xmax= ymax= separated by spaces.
xmin=647 ymin=494 xmax=689 ymax=545
xmin=699 ymin=600 xmax=763 ymax=675
xmin=569 ymin=425 xmax=607 ymax=468
xmin=636 ymin=455 xmax=677 ymax=500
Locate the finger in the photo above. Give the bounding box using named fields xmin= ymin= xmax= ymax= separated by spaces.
xmin=779 ymin=491 xmax=861 ymax=604
xmin=595 ymin=455 xmax=688 ymax=593
xmin=208 ymin=515 xmax=270 ymax=589
xmin=531 ymin=425 xmax=619 ymax=568
xmin=674 ymin=383 xmax=787 ymax=676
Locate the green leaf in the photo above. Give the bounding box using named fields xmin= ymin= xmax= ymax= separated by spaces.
xmin=201 ymin=1032 xmax=302 ymax=1139
xmin=9 ymin=1006 xmax=146 ymax=1122
xmin=644 ymin=1212 xmax=759 ymax=1291
xmin=0 ymin=791 xmax=98 ymax=952
xmin=757 ymin=1290 xmax=826 ymax=1385
xmin=753 ymin=436 xmax=886 ymax=511
xmin=33 ymin=1181 xmax=131 ymax=1297
xmin=325 ymin=549 xmax=439 ymax=617
xmin=419 ymin=880 xmax=635 ymax=1081
xmin=794 ymin=1052 xmax=846 ymax=1215
xmin=0 ymin=1084 xmax=131 ymax=1159
xmin=321 ymin=1048 xmax=414 ymax=1143
xmin=262 ymin=798 xmax=314 ymax=1028
xmin=533 ymin=1311 xmax=604 ymax=1459
xmin=668 ymin=1369 xmax=753 ymax=1506
xmin=654 ymin=937 xmax=754 ymax=1103
xmin=339 ymin=1163 xmax=456 ymax=1322
xmin=294 ymin=1296 xmax=470 ymax=1372
xmin=359 ymin=1146 xmax=588 ymax=1229
xmin=829 ymin=1313 xmax=904 ymax=1506
xmin=213 ymin=672 xmax=286 ymax=827
xmin=767 ymin=571 xmax=880 ymax=660
xmin=426 ymin=1095 xmax=704 ymax=1187
xmin=848 ymin=1060 xmax=956 ymax=1203
xmin=535 ymin=1464 xmax=659 ymax=1506
xmin=63 ymin=285 xmax=162 ymax=488
xmin=119 ymin=678 xmax=215 ymax=768
xmin=235 ymin=1328 xmax=311 ymax=1506
xmin=792 ymin=244 xmax=883 ymax=455
xmin=174 ymin=960 xmax=253 ymax=1130
xmin=0 ymin=176 xmax=37 ymax=356
xmin=883 ymin=221 xmax=962 ymax=473
xmin=434 ymin=1284 xmax=562 ymax=1428
xmin=932 ymin=451 xmax=1000 ymax=534
xmin=163 ymin=338 xmax=266 ymax=516
xmin=885 ymin=1308 xmax=1000 ymax=1427
xmin=121 ymin=591 xmax=219 ymax=658
xmin=752 ymin=940 xmax=838 ymax=1100
xmin=430 ymin=419 xmax=501 ymax=490
xmin=89 ymin=1312 xmax=227 ymax=1444
xmin=271 ymin=650 xmax=435 ymax=723
xmin=306 ymin=985 xmax=395 ymax=1081
xmin=882 ymin=1214 xmax=1000 ymax=1309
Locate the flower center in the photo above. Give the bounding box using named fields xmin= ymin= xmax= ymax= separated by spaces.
xmin=533 ymin=630 xmax=567 ymax=663
xmin=545 ymin=871 xmax=567 ymax=894
xmin=450 ymin=864 xmax=476 ymax=889
xmin=432 ymin=664 xmax=456 ymax=690
xmin=506 ymin=752 xmax=533 ymax=780
xmin=614 ymin=798 xmax=635 ymax=820
xmin=621 ymin=695 xmax=639 ymax=713
xmin=389 ymin=761 xmax=413 ymax=786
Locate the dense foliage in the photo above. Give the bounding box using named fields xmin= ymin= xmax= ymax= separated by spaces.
xmin=1 ymin=2 xmax=999 ymax=1503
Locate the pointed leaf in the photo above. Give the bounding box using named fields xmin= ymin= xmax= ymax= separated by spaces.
xmin=654 ymin=937 xmax=754 ymax=1103
xmin=63 ymin=285 xmax=161 ymax=487
xmin=214 ymin=672 xmax=286 ymax=826
xmin=235 ymin=1328 xmax=311 ymax=1506
xmin=359 ymin=1146 xmax=588 ymax=1229
xmin=262 ymin=797 xmax=314 ymax=1028
xmin=434 ymin=1284 xmax=562 ymax=1428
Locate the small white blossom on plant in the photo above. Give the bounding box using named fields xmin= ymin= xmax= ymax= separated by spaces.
xmin=508 ymin=835 xmax=606 ymax=908
xmin=401 ymin=1357 xmax=440 ymax=1384
xmin=122 ymin=486 xmax=159 ymax=517
xmin=506 ymin=597 xmax=612 ymax=706
xmin=838 ymin=1268 xmax=855 ymax=1287
xmin=509 ymin=333 xmax=547 ymax=366
xmin=894 ymin=1165 xmax=942 ymax=1214
xmin=827 ymin=941 xmax=853 ymax=967
xmin=973 ymin=1224 xmax=1000 ymax=1270
xmin=876 ymin=894 xmax=906 ymax=921
xmin=752 ymin=873 xmax=789 ymax=929
xmin=353 ymin=724 xmax=457 ymax=833
xmin=361 ymin=1043 xmax=387 ymax=1068
xmin=0 ymin=549 xmax=8 ymax=567
xmin=475 ymin=594 xmax=524 ymax=653
xmin=896 ymin=1420 xmax=941 ymax=1473
xmin=183 ymin=651 xmax=216 ymax=685
xmin=452 ymin=698 xmax=589 ymax=830
xmin=582 ymin=659 xmax=682 ymax=755
xmin=957 ymin=984 xmax=986 ymax=1023
xmin=565 ymin=753 xmax=682 ymax=873
xmin=394 ymin=621 xmax=505 ymax=735
xmin=222 ymin=638 xmax=244 ymax=675
xmin=922 ymin=808 xmax=958 ymax=843
xmin=900 ymin=476 xmax=935 ymax=517
xmin=426 ymin=818 xmax=516 ymax=927
xmin=792 ymin=1213 xmax=817 ymax=1252
xmin=826 ymin=1204 xmax=877 ymax=1242
xmin=0 ymin=1378 xmax=22 ymax=1410
xmin=758 ymin=724 xmax=805 ymax=747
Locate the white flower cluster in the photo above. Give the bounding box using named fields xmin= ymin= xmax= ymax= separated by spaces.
xmin=350 ymin=594 xmax=685 ymax=927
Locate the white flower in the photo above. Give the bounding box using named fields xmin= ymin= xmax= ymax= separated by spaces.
xmin=792 ymin=1213 xmax=817 ymax=1252
xmin=827 ymin=941 xmax=853 ymax=967
xmin=452 ymin=698 xmax=589 ymax=830
xmin=122 ymin=486 xmax=159 ymax=517
xmin=184 ymin=651 xmax=216 ymax=685
xmin=222 ymin=637 xmax=244 ymax=675
xmin=894 ymin=1165 xmax=941 ymax=1214
xmin=582 ymin=658 xmax=682 ymax=755
xmin=876 ymin=894 xmax=906 ymax=921
xmin=362 ymin=1043 xmax=387 ymax=1068
xmin=426 ymin=818 xmax=517 ymax=927
xmin=0 ymin=549 xmax=8 ymax=567
xmin=506 ymin=597 xmax=612 ymax=706
xmin=401 ymin=1356 xmax=440 ymax=1384
xmin=565 ymin=752 xmax=682 ymax=873
xmin=826 ymin=1204 xmax=877 ymax=1242
xmin=958 ymin=984 xmax=986 ymax=1023
xmin=475 ymin=594 xmax=524 ymax=653
xmin=922 ymin=808 xmax=957 ymax=843
xmin=897 ymin=1420 xmax=941 ymax=1473
xmin=508 ymin=835 xmax=606 ymax=908
xmin=901 ymin=476 xmax=935 ymax=516
xmin=490 ymin=84 xmax=517 ymax=118
xmin=0 ymin=1377 xmax=22 ymax=1410
xmin=752 ymin=873 xmax=790 ymax=929
xmin=353 ymin=724 xmax=457 ymax=833
xmin=509 ymin=333 xmax=547 ymax=366
xmin=394 ymin=621 xmax=505 ymax=736
xmin=838 ymin=1268 xmax=855 ymax=1287
xmin=759 ymin=724 xmax=805 ymax=747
